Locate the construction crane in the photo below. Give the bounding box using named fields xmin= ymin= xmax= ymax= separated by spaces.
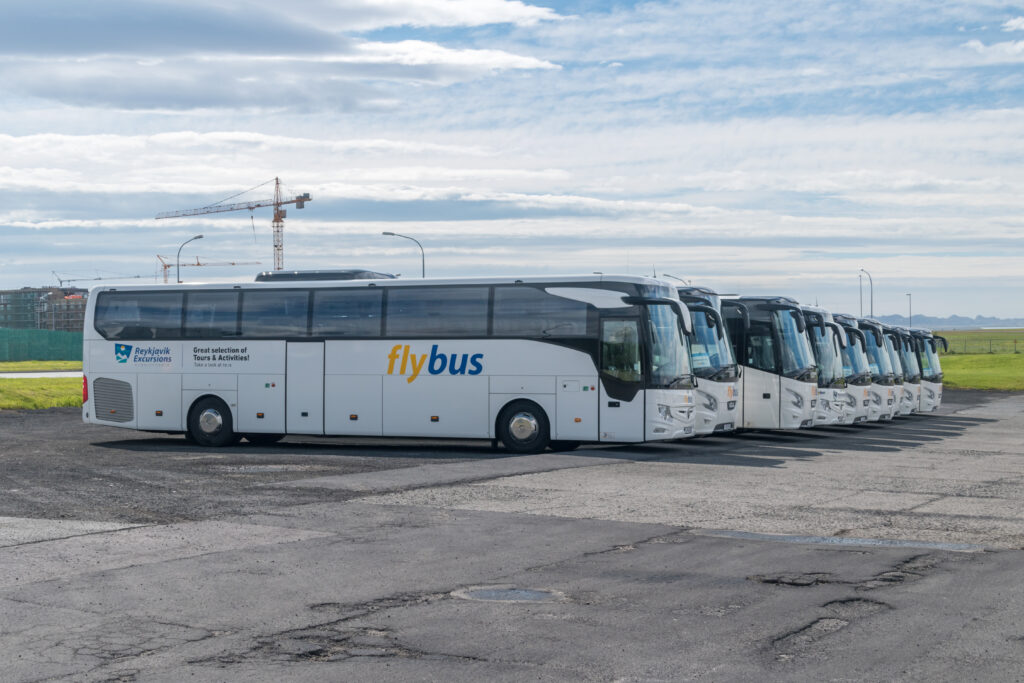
xmin=155 ymin=256 xmax=262 ymax=284
xmin=53 ymin=271 xmax=146 ymax=287
xmin=155 ymin=177 xmax=311 ymax=271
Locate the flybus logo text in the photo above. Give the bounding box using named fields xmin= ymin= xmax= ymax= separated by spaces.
xmin=387 ymin=345 xmax=483 ymax=383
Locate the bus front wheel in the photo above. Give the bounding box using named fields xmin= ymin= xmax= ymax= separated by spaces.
xmin=497 ymin=401 xmax=550 ymax=454
xmin=187 ymin=397 xmax=239 ymax=447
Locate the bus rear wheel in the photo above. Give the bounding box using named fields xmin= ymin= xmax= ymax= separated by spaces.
xmin=497 ymin=401 xmax=550 ymax=454
xmin=187 ymin=397 xmax=239 ymax=447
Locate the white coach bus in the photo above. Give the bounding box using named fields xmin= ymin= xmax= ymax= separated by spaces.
xmin=675 ymin=286 xmax=740 ymax=435
xmin=911 ymin=328 xmax=947 ymax=412
xmin=82 ymin=275 xmax=697 ymax=452
xmin=721 ymin=296 xmax=818 ymax=430
xmin=801 ymin=306 xmax=855 ymax=426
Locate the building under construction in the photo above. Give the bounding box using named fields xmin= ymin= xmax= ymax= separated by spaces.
xmin=0 ymin=287 xmax=89 ymax=332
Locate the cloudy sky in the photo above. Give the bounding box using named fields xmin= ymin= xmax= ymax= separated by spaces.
xmin=2 ymin=0 xmax=1023 ymax=317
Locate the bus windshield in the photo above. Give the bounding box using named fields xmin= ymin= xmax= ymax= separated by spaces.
xmin=841 ymin=330 xmax=870 ymax=379
xmin=884 ymin=335 xmax=903 ymax=381
xmin=772 ymin=310 xmax=816 ymax=377
xmin=862 ymin=327 xmax=894 ymax=380
xmin=921 ymin=338 xmax=943 ymax=380
xmin=647 ymin=304 xmax=693 ymax=389
xmin=689 ymin=310 xmax=735 ymax=378
xmin=809 ymin=324 xmax=843 ymax=386
xmin=899 ymin=338 xmax=921 ymax=380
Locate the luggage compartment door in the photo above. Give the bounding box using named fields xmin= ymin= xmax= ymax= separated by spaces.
xmin=287 ymin=342 xmax=324 ymax=435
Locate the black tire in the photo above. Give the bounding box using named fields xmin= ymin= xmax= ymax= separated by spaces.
xmin=244 ymin=433 xmax=284 ymax=446
xmin=497 ymin=400 xmax=550 ymax=454
xmin=549 ymin=440 xmax=580 ymax=451
xmin=187 ymin=396 xmax=239 ymax=447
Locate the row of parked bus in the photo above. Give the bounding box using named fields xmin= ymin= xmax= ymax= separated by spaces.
xmin=81 ymin=273 xmax=947 ymax=453
xmin=676 ymin=286 xmax=947 ymax=437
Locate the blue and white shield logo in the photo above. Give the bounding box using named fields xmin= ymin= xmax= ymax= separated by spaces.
xmin=115 ymin=344 xmax=132 ymax=363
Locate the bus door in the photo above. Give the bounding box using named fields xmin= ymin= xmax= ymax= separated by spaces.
xmin=598 ymin=318 xmax=645 ymax=442
xmin=287 ymin=342 xmax=324 ymax=435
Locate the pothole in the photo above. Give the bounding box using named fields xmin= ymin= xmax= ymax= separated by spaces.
xmin=749 ymin=572 xmax=833 ymax=587
xmin=452 ymin=586 xmax=565 ymax=603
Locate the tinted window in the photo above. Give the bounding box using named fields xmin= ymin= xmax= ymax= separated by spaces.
xmin=601 ymin=320 xmax=642 ymax=382
xmin=492 ymin=287 xmax=591 ymax=337
xmin=385 ymin=287 xmax=488 ymax=337
xmin=185 ymin=291 xmax=239 ymax=338
xmin=312 ymin=289 xmax=383 ymax=336
xmin=241 ymin=290 xmax=309 ymax=338
xmin=94 ymin=292 xmax=182 ymax=340
xmin=745 ymin=321 xmax=779 ymax=373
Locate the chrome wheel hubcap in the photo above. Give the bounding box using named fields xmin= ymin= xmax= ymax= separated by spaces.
xmin=199 ymin=408 xmax=223 ymax=434
xmin=509 ymin=412 xmax=539 ymax=441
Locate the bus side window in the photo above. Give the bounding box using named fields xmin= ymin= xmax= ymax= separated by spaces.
xmin=185 ymin=291 xmax=240 ymax=338
xmin=241 ymin=290 xmax=310 ymax=338
xmin=312 ymin=289 xmax=383 ymax=337
xmin=492 ymin=287 xmax=592 ymax=337
xmin=601 ymin=320 xmax=642 ymax=383
xmin=94 ymin=292 xmax=182 ymax=340
xmin=386 ymin=286 xmax=488 ymax=337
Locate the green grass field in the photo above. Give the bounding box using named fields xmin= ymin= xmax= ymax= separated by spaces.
xmin=940 ymin=354 xmax=1024 ymax=391
xmin=0 ymin=360 xmax=83 ymax=372
xmin=935 ymin=328 xmax=1024 ymax=355
xmin=0 ymin=377 xmax=82 ymax=410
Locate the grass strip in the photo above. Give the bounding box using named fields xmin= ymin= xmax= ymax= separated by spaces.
xmin=0 ymin=361 xmax=82 ymax=372
xmin=0 ymin=378 xmax=82 ymax=410
xmin=940 ymin=354 xmax=1024 ymax=391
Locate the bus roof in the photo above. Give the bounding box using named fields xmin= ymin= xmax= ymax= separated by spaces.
xmin=88 ymin=273 xmax=673 ymax=295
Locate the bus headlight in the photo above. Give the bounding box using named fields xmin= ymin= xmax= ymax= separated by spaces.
xmin=870 ymin=392 xmax=882 ymax=406
xmin=657 ymin=404 xmax=672 ymax=420
xmin=925 ymin=388 xmax=935 ymax=400
xmin=845 ymin=394 xmax=857 ymax=408
xmin=700 ymin=394 xmax=717 ymax=412
xmin=786 ymin=389 xmax=804 ymax=409
xmin=727 ymin=400 xmax=736 ymax=410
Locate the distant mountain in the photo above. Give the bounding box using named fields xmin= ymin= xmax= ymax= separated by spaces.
xmin=873 ymin=315 xmax=1024 ymax=330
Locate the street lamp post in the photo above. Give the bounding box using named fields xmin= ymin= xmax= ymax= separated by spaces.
xmin=177 ymin=234 xmax=204 ymax=284
xmin=859 ymin=273 xmax=863 ymax=317
xmin=907 ymin=293 xmax=912 ymax=327
xmin=859 ymin=268 xmax=873 ymax=317
xmin=382 ymin=232 xmax=425 ymax=278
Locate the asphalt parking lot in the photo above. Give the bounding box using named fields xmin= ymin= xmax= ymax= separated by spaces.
xmin=2 ymin=390 xmax=1023 ymax=681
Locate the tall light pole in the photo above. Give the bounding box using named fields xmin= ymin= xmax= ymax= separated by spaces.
xmin=859 ymin=273 xmax=863 ymax=317
xmin=177 ymin=234 xmax=203 ymax=284
xmin=383 ymin=231 xmax=425 ymax=278
xmin=859 ymin=268 xmax=873 ymax=317
xmin=907 ymin=293 xmax=912 ymax=327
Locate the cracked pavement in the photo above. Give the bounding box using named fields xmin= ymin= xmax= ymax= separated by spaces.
xmin=1 ymin=390 xmax=1024 ymax=680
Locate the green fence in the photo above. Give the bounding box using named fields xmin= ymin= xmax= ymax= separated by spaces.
xmin=935 ymin=330 xmax=1024 ymax=355
xmin=0 ymin=328 xmax=83 ymax=361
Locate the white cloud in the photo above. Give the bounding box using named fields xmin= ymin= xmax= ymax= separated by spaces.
xmin=212 ymin=0 xmax=565 ymax=31
xmin=1003 ymin=17 xmax=1024 ymax=31
xmin=962 ymin=38 xmax=1024 ymax=62
xmin=341 ymin=40 xmax=559 ymax=70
